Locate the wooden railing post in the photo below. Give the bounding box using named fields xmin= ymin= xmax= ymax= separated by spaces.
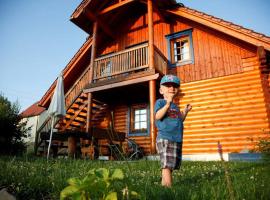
xmin=148 ymin=0 xmax=157 ymax=154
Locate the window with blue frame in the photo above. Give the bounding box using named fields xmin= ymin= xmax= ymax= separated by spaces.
xmin=128 ymin=104 xmax=149 ymax=136
xmin=166 ymin=29 xmax=194 ymax=67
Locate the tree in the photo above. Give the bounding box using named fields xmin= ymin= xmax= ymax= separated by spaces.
xmin=0 ymin=93 xmax=30 ymax=155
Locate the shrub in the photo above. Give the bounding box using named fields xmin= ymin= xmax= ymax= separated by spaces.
xmin=0 ymin=93 xmax=30 ymax=155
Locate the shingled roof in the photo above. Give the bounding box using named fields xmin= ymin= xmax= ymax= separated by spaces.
xmin=20 ymin=102 xmax=45 ymax=118
xmin=167 ymin=6 xmax=270 ymax=50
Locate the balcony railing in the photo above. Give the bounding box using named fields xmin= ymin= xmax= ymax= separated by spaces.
xmin=93 ymin=43 xmax=168 ymax=80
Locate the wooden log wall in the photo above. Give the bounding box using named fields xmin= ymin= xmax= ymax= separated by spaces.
xmin=92 ymin=10 xmax=269 ymax=155
xmin=99 ymin=11 xmax=256 ymax=83
xmin=180 ymin=65 xmax=270 ymax=154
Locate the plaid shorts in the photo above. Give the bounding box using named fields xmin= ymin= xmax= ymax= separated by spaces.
xmin=156 ymin=139 xmax=182 ymax=170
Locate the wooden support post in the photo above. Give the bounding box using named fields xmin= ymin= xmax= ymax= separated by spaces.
xmin=86 ymin=21 xmax=98 ymax=134
xmin=148 ymin=0 xmax=154 ymax=70
xmin=148 ymin=0 xmax=157 ymax=154
xmin=68 ymin=136 xmax=76 ymax=158
xmin=149 ymin=80 xmax=156 ymax=154
xmin=84 ymin=21 xmax=99 ymax=159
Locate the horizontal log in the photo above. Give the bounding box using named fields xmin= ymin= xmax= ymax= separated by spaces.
xmin=183 ymin=134 xmax=266 ymax=144
xmin=180 ymin=82 xmax=262 ymax=99
xmin=185 ymin=123 xmax=268 ymax=132
xmin=185 ymin=118 xmax=268 ymax=129
xmin=181 ymin=101 xmax=265 ymax=116
xmin=180 ymin=70 xmax=260 ymax=90
xmin=180 ymin=80 xmax=261 ymax=97
xmin=184 ymin=129 xmax=269 ymax=139
xmin=182 ymin=145 xmax=255 ymax=154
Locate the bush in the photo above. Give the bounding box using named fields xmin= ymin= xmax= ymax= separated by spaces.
xmin=0 ymin=93 xmax=30 ymax=155
xmin=256 ymin=131 xmax=270 ymax=161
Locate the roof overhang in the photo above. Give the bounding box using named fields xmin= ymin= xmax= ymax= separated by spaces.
xmin=166 ymin=8 xmax=270 ymax=51
xmin=70 ymin=0 xmax=178 ymax=35
xmin=38 ymin=38 xmax=93 ymax=108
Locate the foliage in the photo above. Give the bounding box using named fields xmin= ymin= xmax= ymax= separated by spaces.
xmin=255 ymin=130 xmax=270 ymax=161
xmin=60 ymin=168 xmax=139 ymax=200
xmin=0 ymin=93 xmax=30 ymax=155
xmin=0 ymin=157 xmax=270 ymax=200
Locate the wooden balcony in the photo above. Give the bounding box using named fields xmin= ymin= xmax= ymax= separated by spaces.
xmin=93 ymin=43 xmax=167 ymax=81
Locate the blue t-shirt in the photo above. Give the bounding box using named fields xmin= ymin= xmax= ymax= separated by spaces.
xmin=154 ymin=99 xmax=183 ymax=142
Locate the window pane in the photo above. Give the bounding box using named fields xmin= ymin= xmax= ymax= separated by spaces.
xmin=183 ymin=52 xmax=189 ymax=60
xmin=135 ymin=122 xmax=140 ymax=130
xmin=135 ymin=115 xmax=140 ymax=122
xmin=140 ymin=109 xmax=146 ymax=114
xmin=141 ymin=115 xmax=146 ymax=121
xmin=171 ymin=36 xmax=190 ymax=63
xmin=135 ymin=110 xmax=140 ymax=115
xmin=141 ymin=122 xmax=147 ymax=129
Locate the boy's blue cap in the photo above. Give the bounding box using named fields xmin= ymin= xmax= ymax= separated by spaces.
xmin=160 ymin=74 xmax=180 ymax=86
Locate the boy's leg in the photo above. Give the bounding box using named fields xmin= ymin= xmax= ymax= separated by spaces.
xmin=161 ymin=168 xmax=172 ymax=187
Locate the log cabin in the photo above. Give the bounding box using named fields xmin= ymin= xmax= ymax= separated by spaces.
xmin=36 ymin=0 xmax=270 ymax=159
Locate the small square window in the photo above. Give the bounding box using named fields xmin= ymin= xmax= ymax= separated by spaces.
xmin=129 ymin=105 xmax=148 ymax=136
xmin=166 ymin=29 xmax=194 ymax=67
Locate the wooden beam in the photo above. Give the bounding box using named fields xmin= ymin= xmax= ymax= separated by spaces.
xmin=148 ymin=0 xmax=154 ymax=70
xmin=83 ymin=9 xmax=116 ymax=39
xmin=86 ymin=22 xmax=98 ymax=133
xmin=84 ymin=73 xmax=159 ymax=93
xmin=99 ymin=0 xmax=137 ymax=15
xmin=139 ymin=0 xmax=166 ymax=22
xmin=149 ymin=79 xmax=156 ymax=154
xmin=147 ymin=0 xmax=157 ymax=154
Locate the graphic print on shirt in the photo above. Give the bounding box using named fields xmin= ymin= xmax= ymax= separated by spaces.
xmin=167 ymin=108 xmax=180 ymax=119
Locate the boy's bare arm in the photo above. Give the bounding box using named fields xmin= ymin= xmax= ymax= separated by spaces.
xmin=180 ymin=104 xmax=192 ymax=121
xmin=155 ymin=102 xmax=170 ymax=120
xmin=156 ymin=94 xmax=174 ymax=120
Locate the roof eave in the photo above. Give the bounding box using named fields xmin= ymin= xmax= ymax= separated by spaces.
xmin=167 ymin=7 xmax=270 ymax=51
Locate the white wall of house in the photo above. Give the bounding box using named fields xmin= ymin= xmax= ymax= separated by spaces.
xmin=21 ymin=111 xmax=46 ymax=152
xmin=21 ymin=116 xmax=39 ymax=144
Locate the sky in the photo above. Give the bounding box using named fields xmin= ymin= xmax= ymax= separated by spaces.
xmin=0 ymin=0 xmax=269 ymax=113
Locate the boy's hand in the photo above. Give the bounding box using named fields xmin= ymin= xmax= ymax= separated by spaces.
xmin=184 ymin=104 xmax=192 ymax=113
xmin=165 ymin=93 xmax=174 ymax=105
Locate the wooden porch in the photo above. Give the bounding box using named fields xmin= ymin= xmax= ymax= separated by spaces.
xmin=35 ymin=43 xmax=167 ymax=157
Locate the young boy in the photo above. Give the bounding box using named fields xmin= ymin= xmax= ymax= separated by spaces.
xmin=155 ymin=74 xmax=192 ymax=187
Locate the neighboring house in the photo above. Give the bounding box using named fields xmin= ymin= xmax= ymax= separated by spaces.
xmin=36 ymin=0 xmax=270 ymax=158
xmin=20 ymin=102 xmax=45 ymax=152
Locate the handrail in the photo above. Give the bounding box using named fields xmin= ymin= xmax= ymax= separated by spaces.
xmin=94 ymin=43 xmax=149 ymax=80
xmin=154 ymin=45 xmax=168 ymax=74
xmin=95 ymin=43 xmax=148 ymax=61
xmin=65 ymin=66 xmax=91 ymax=108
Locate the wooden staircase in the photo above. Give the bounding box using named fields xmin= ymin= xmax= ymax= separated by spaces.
xmin=35 ymin=91 xmax=109 ymax=156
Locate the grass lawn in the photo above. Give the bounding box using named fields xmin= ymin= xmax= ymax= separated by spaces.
xmin=0 ymin=156 xmax=269 ymax=200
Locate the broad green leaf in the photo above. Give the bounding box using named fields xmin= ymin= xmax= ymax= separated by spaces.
xmin=130 ymin=191 xmax=140 ymax=198
xmin=60 ymin=185 xmax=80 ymax=200
xmin=95 ymin=168 xmax=109 ymax=180
xmin=71 ymin=192 xmax=82 ymax=200
xmin=105 ymin=192 xmax=118 ymax=200
xmin=111 ymin=169 xmax=124 ymax=180
xmin=67 ymin=177 xmax=81 ymax=186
